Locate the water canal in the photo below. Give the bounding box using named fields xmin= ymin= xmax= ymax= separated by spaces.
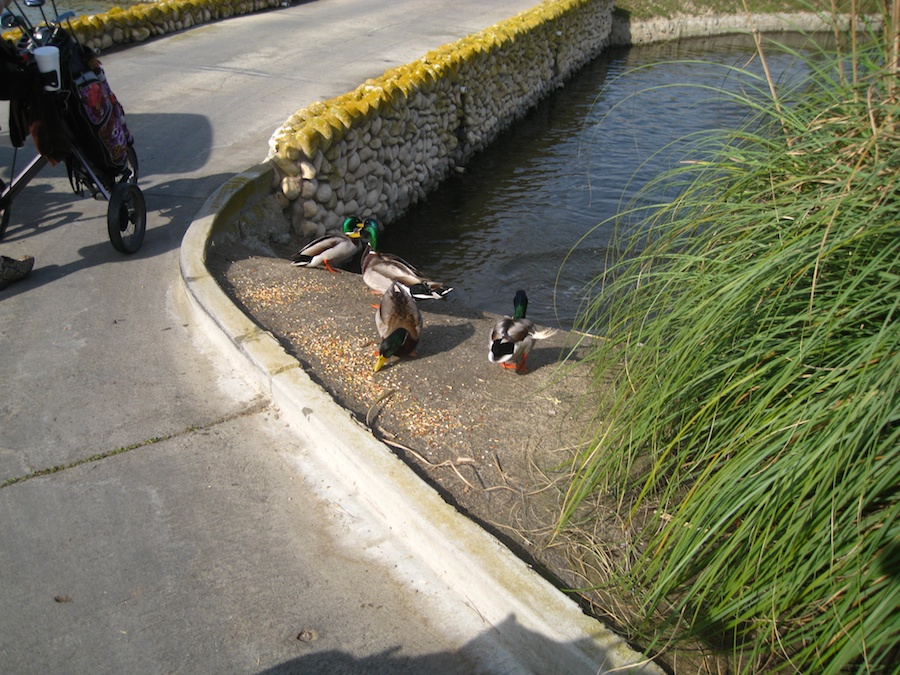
xmin=386 ymin=33 xmax=825 ymax=329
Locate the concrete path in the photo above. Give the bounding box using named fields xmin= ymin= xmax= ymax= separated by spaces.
xmin=0 ymin=1 xmax=653 ymax=672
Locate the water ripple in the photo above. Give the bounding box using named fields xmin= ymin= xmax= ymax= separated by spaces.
xmin=388 ymin=34 xmax=823 ymax=329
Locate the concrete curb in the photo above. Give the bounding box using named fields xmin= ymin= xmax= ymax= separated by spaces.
xmin=180 ymin=168 xmax=663 ymax=674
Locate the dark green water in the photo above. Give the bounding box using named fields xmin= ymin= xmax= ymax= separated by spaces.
xmin=385 ymin=34 xmax=824 ymax=329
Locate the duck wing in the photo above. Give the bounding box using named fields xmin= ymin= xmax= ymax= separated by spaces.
xmin=365 ymin=251 xmax=423 ymax=284
xmin=362 ymin=250 xmax=452 ymax=299
xmin=490 ymin=317 xmax=534 ymax=343
xmin=376 ymin=281 xmax=423 ymax=340
xmin=489 ymin=318 xmax=555 ymax=363
xmin=489 ymin=317 xmax=534 ymax=362
xmin=291 ymin=234 xmax=357 ymax=268
xmin=374 ymin=282 xmax=423 ymax=371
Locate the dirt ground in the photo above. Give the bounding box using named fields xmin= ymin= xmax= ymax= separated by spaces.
xmin=205 ymin=237 xmax=622 ymax=594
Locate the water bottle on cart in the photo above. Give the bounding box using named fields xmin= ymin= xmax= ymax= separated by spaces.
xmin=0 ymin=0 xmax=146 ymax=254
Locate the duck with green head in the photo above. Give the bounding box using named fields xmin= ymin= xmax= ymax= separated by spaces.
xmin=357 ymin=218 xmax=452 ymax=300
xmin=291 ymin=216 xmax=364 ymax=273
xmin=489 ymin=290 xmax=556 ymax=373
xmin=373 ymin=280 xmax=423 ymax=372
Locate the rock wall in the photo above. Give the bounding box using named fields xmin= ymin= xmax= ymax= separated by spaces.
xmin=265 ymin=0 xmax=613 ymax=239
xmin=610 ymin=11 xmax=881 ymax=45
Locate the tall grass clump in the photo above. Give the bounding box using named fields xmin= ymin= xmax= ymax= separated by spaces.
xmin=562 ymin=6 xmax=900 ymax=673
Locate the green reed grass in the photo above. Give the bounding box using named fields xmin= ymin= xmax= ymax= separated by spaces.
xmin=562 ymin=9 xmax=899 ymax=673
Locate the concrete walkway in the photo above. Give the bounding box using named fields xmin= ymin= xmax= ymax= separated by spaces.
xmin=0 ymin=1 xmax=658 ymax=672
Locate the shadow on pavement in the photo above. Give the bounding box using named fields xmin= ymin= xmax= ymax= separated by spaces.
xmin=259 ymin=613 xmax=636 ymax=675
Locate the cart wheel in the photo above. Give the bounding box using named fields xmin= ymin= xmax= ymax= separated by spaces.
xmin=107 ymin=183 xmax=146 ymax=254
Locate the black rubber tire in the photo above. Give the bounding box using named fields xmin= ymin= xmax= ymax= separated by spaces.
xmin=107 ymin=182 xmax=146 ymax=254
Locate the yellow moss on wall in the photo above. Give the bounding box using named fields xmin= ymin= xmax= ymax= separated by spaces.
xmin=268 ymin=0 xmax=606 ymax=164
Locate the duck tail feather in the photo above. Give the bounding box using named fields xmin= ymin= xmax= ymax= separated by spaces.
xmin=408 ymin=282 xmax=453 ymax=300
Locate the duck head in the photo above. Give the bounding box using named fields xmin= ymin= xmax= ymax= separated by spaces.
xmin=360 ymin=218 xmax=380 ymax=251
xmin=512 ymin=289 xmax=528 ymax=319
xmin=342 ymin=216 xmax=363 ymax=234
xmin=374 ymin=328 xmax=415 ymax=372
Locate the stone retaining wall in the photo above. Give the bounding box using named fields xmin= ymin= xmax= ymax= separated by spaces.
xmin=610 ymin=11 xmax=881 ymax=45
xmin=265 ymin=0 xmax=614 ymax=239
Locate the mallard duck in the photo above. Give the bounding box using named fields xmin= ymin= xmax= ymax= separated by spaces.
xmin=291 ymin=216 xmax=364 ymax=273
xmin=358 ymin=218 xmax=453 ymax=300
xmin=489 ymin=290 xmax=556 ymax=373
xmin=373 ymin=280 xmax=423 ymax=372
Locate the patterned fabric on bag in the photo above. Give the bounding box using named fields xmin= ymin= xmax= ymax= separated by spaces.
xmin=75 ymin=68 xmax=132 ymax=171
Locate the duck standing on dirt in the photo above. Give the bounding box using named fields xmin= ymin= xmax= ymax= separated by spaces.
xmin=358 ymin=218 xmax=452 ymax=300
xmin=291 ymin=216 xmax=364 ymax=273
xmin=374 ymin=280 xmax=423 ymax=372
xmin=489 ymin=290 xmax=555 ymax=373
